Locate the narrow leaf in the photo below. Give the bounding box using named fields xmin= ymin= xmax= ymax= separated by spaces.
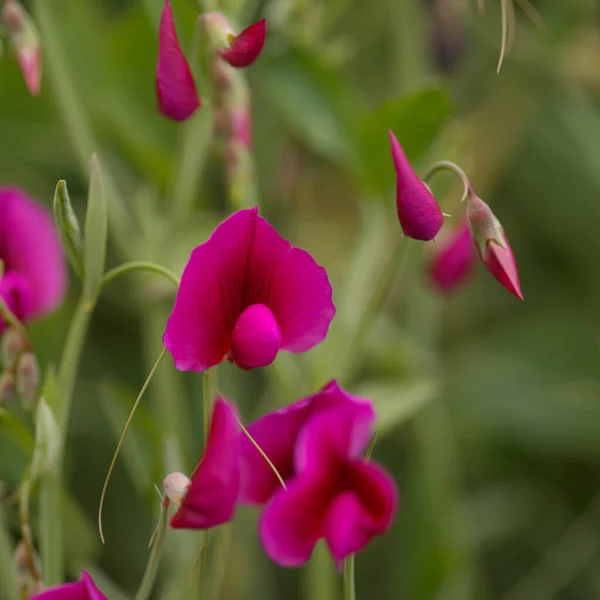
xmin=53 ymin=180 xmax=83 ymax=278
xmin=30 ymin=398 xmax=60 ymax=483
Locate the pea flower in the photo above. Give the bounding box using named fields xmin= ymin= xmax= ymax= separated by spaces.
xmin=30 ymin=571 xmax=108 ymax=599
xmin=218 ymin=18 xmax=267 ymax=68
xmin=163 ymin=207 xmax=335 ymax=371
xmin=167 ymin=398 xmax=240 ymax=529
xmin=428 ymin=218 xmax=477 ymax=292
xmin=389 ymin=130 xmax=444 ymax=241
xmin=0 ymin=187 xmax=67 ymax=326
xmin=156 ymin=0 xmax=200 ymax=121
xmin=238 ymin=380 xmax=374 ymax=505
xmin=258 ymin=400 xmax=399 ymax=567
xmin=467 ymin=192 xmax=523 ymax=300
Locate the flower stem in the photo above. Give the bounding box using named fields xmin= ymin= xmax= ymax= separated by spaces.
xmin=422 ymin=160 xmax=472 ymax=205
xmin=101 ymin=261 xmax=181 ymax=289
xmin=343 ymin=555 xmax=356 ymax=600
xmin=134 ymin=496 xmax=170 ymax=600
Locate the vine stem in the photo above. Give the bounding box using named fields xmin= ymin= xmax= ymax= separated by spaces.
xmin=101 ymin=262 xmax=181 ymax=289
xmin=343 ymin=555 xmax=356 ymax=600
xmin=422 ymin=160 xmax=472 ymax=205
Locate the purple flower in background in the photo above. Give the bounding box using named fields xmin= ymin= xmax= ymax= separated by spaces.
xmin=156 ymin=0 xmax=200 ymax=121
xmin=169 ymin=398 xmax=240 ymax=529
xmin=389 ymin=130 xmax=444 ymax=241
xmin=238 ymin=380 xmax=374 ymax=506
xmin=30 ymin=571 xmax=108 ymax=600
xmin=259 ymin=401 xmax=398 ymax=567
xmin=163 ymin=207 xmax=335 ymax=371
xmin=218 ymin=18 xmax=267 ymax=68
xmin=428 ymin=218 xmax=477 ymax=292
xmin=0 ymin=187 xmax=67 ymax=326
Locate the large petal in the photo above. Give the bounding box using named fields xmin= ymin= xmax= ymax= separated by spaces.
xmin=171 ymin=398 xmax=240 ymax=529
xmin=0 ymin=187 xmax=67 ymax=319
xmin=163 ymin=208 xmax=257 ymax=372
xmin=259 ymin=471 xmax=333 ymax=567
xmin=156 ymin=0 xmax=200 ymax=121
xmin=31 ymin=571 xmax=108 ymax=600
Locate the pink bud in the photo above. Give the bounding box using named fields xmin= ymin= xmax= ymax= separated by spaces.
xmin=163 ymin=472 xmax=191 ymax=506
xmin=429 ymin=218 xmax=477 ymax=292
xmin=218 ymin=18 xmax=266 ymax=68
xmin=467 ymin=194 xmax=523 ymax=300
xmin=2 ymin=0 xmax=42 ymax=96
xmin=388 ymin=131 xmax=444 ymax=241
xmin=156 ymin=0 xmax=201 ymax=121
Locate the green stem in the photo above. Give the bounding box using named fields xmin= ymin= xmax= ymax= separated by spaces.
xmin=101 ymin=261 xmax=181 ymax=289
xmin=134 ymin=497 xmax=170 ymax=600
xmin=343 ymin=555 xmax=356 ymax=600
xmin=422 ymin=160 xmax=472 ymax=205
xmin=18 ymin=477 xmax=41 ymax=584
xmin=203 ymin=372 xmax=212 ymax=447
xmin=0 ymin=296 xmax=30 ymax=348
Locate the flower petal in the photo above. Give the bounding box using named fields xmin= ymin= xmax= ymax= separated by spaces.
xmin=0 ymin=187 xmax=67 ymax=320
xmin=30 ymin=571 xmax=108 ymax=600
xmin=485 ymin=237 xmax=523 ymax=300
xmin=156 ymin=0 xmax=200 ymax=121
xmin=259 ymin=471 xmax=331 ymax=567
xmin=218 ymin=18 xmax=266 ymax=68
xmin=171 ymin=398 xmax=240 ymax=529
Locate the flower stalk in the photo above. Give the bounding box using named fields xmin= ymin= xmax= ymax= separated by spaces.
xmin=343 ymin=555 xmax=356 ymax=600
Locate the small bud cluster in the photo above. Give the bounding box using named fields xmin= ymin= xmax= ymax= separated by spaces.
xmin=0 ymin=327 xmax=39 ymax=409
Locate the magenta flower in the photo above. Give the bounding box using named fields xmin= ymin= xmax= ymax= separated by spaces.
xmin=239 ymin=380 xmax=374 ymax=506
xmin=156 ymin=0 xmax=200 ymax=121
xmin=163 ymin=207 xmax=335 ymax=371
xmin=467 ymin=193 xmax=523 ymax=300
xmin=429 ymin=218 xmax=477 ymax=292
xmin=389 ymin=130 xmax=444 ymax=241
xmin=0 ymin=187 xmax=67 ymax=325
xmin=30 ymin=571 xmax=108 ymax=600
xmin=218 ymin=18 xmax=266 ymax=68
xmin=259 ymin=402 xmax=399 ymax=567
xmin=170 ymin=398 xmax=240 ymax=529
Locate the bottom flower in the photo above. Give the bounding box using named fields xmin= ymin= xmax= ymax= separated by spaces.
xmin=30 ymin=571 xmax=108 ymax=600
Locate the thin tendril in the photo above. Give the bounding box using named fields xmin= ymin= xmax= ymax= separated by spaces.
xmin=98 ymin=347 xmax=168 ymax=543
xmin=497 ymin=0 xmax=511 ymax=73
xmin=422 ymin=160 xmax=472 ymax=204
xmin=515 ymin=0 xmax=545 ymax=29
xmin=477 ymin=0 xmax=485 ymax=15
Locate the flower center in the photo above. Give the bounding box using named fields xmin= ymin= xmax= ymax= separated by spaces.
xmin=0 ymin=272 xmax=32 ymax=324
xmin=231 ymin=304 xmax=281 ymax=369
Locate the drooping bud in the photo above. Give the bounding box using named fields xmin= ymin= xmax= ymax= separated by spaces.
xmin=467 ymin=193 xmax=523 ymax=300
xmin=1 ymin=328 xmax=23 ymax=368
xmin=0 ymin=372 xmax=15 ymax=404
xmin=156 ymin=0 xmax=201 ymax=121
xmin=163 ymin=472 xmax=191 ymax=506
xmin=218 ymin=19 xmax=266 ymax=68
xmin=16 ymin=352 xmax=40 ymax=408
xmin=388 ymin=130 xmax=444 ymax=241
xmin=429 ymin=218 xmax=477 ymax=292
xmin=2 ymin=0 xmax=42 ymax=96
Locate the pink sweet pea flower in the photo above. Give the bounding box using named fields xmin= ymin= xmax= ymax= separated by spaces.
xmin=30 ymin=571 xmax=108 ymax=600
xmin=467 ymin=193 xmax=523 ymax=300
xmin=218 ymin=18 xmax=266 ymax=68
xmin=259 ymin=403 xmax=399 ymax=567
xmin=238 ymin=380 xmax=374 ymax=506
xmin=389 ymin=130 xmax=444 ymax=241
xmin=156 ymin=0 xmax=200 ymax=121
xmin=169 ymin=398 xmax=240 ymax=529
xmin=0 ymin=187 xmax=67 ymax=325
xmin=428 ymin=218 xmax=477 ymax=292
xmin=163 ymin=207 xmax=335 ymax=371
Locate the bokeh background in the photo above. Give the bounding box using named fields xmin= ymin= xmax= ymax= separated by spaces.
xmin=1 ymin=0 xmax=600 ymax=599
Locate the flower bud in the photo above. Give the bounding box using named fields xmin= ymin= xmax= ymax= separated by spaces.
xmin=16 ymin=352 xmax=39 ymax=408
xmin=467 ymin=193 xmax=523 ymax=300
xmin=218 ymin=18 xmax=267 ymax=68
xmin=0 ymin=372 xmax=15 ymax=405
xmin=1 ymin=328 xmax=23 ymax=368
xmin=2 ymin=0 xmax=42 ymax=96
xmin=163 ymin=472 xmax=191 ymax=506
xmin=389 ymin=130 xmax=444 ymax=241
xmin=428 ymin=218 xmax=477 ymax=292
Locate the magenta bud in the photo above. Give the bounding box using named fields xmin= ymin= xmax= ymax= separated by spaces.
xmin=428 ymin=218 xmax=477 ymax=292
xmin=0 ymin=372 xmax=15 ymax=405
xmin=218 ymin=18 xmax=266 ymax=68
xmin=2 ymin=0 xmax=41 ymax=96
xmin=467 ymin=194 xmax=523 ymax=300
xmin=1 ymin=328 xmax=23 ymax=368
xmin=388 ymin=131 xmax=444 ymax=241
xmin=163 ymin=472 xmax=191 ymax=506
xmin=16 ymin=352 xmax=39 ymax=408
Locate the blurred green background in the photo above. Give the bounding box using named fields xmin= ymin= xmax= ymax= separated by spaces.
xmin=2 ymin=0 xmax=600 ymax=599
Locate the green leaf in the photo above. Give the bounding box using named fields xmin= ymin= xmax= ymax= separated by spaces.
xmin=30 ymin=399 xmax=60 ymax=483
xmin=53 ymin=180 xmax=83 ymax=278
xmin=354 ymin=380 xmax=438 ymax=436
xmin=360 ymin=88 xmax=452 ymax=192
xmin=0 ymin=407 xmax=34 ymax=455
xmin=82 ymin=153 xmax=108 ymax=302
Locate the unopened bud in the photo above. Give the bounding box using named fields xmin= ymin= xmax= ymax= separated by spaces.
xmin=1 ymin=328 xmax=23 ymax=368
xmin=163 ymin=472 xmax=191 ymax=506
xmin=16 ymin=353 xmax=39 ymax=408
xmin=13 ymin=537 xmax=41 ymax=590
xmin=0 ymin=372 xmax=15 ymax=404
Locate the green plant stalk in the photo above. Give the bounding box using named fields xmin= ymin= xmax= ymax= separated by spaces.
xmin=134 ymin=497 xmax=170 ymax=600
xmin=303 ymin=544 xmax=338 ymax=600
xmin=0 ymin=498 xmax=19 ymax=600
xmin=101 ymin=262 xmax=181 ymax=289
xmin=343 ymin=556 xmax=356 ymax=600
